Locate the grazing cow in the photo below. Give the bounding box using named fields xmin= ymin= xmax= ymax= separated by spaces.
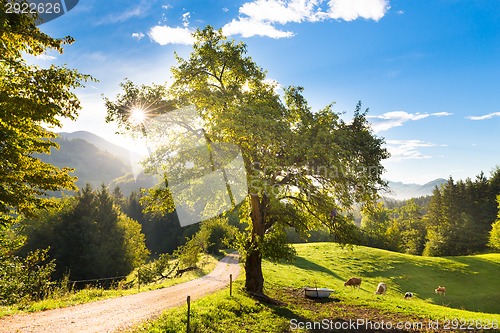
xmin=344 ymin=277 xmax=362 ymax=289
xmin=374 ymin=282 xmax=387 ymax=295
xmin=404 ymin=292 xmax=413 ymax=299
xmin=435 ymin=286 xmax=446 ymax=295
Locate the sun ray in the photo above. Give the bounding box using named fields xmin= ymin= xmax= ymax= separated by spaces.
xmin=129 ymin=107 xmax=146 ymax=125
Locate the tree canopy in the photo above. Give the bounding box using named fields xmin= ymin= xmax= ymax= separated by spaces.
xmin=0 ymin=6 xmax=90 ymax=225
xmin=359 ymin=169 xmax=500 ymax=256
xmin=105 ymin=26 xmax=389 ymax=294
xmin=487 ymin=195 xmax=500 ymax=251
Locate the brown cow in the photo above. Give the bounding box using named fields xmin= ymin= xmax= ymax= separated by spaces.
xmin=344 ymin=277 xmax=362 ymax=289
xmin=435 ymin=286 xmax=446 ymax=295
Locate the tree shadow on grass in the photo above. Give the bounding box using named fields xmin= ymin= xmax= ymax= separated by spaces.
xmin=288 ymin=255 xmax=342 ymax=280
xmin=265 ymin=294 xmax=409 ymax=333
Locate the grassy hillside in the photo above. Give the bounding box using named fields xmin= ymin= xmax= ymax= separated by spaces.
xmin=131 ymin=243 xmax=500 ymax=332
xmin=264 ymin=243 xmax=500 ymax=315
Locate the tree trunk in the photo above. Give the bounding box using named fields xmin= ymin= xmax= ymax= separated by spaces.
xmin=244 ymin=192 xmax=268 ymax=294
xmin=244 ymin=247 xmax=264 ymax=293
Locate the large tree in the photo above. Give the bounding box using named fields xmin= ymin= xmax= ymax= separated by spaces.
xmin=105 ymin=26 xmax=389 ymax=294
xmin=1 ymin=7 xmax=90 ymax=302
xmin=0 ymin=5 xmax=90 ymax=225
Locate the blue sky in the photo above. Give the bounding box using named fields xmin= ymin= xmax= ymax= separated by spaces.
xmin=34 ymin=0 xmax=500 ymax=184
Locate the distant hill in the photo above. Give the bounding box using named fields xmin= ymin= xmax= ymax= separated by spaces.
xmin=36 ymin=137 xmax=132 ymax=191
xmin=35 ymin=131 xmax=156 ymax=196
xmin=382 ymin=178 xmax=447 ymax=200
xmin=59 ymin=131 xmax=131 ymax=164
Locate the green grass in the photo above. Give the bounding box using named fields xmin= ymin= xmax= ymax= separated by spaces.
xmin=0 ymin=254 xmax=219 ymax=318
xmin=129 ymin=243 xmax=500 ymax=332
xmin=264 ymin=244 xmax=500 ymax=316
xmin=129 ymin=284 xmax=291 ymax=333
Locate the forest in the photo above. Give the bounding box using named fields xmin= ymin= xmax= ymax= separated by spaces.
xmin=360 ymin=171 xmax=500 ymax=256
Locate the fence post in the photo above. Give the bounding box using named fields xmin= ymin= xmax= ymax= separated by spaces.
xmin=186 ymin=295 xmax=191 ymax=333
xmin=230 ymin=274 xmax=233 ymax=297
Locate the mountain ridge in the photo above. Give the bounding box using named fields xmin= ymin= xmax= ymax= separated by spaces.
xmin=383 ymin=178 xmax=447 ymax=200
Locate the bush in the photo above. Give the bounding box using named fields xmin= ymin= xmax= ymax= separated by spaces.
xmin=0 ymin=245 xmax=55 ymax=305
xmin=137 ymin=253 xmax=173 ymax=284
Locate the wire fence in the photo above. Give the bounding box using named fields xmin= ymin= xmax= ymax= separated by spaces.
xmin=42 ymin=274 xmax=132 ymax=294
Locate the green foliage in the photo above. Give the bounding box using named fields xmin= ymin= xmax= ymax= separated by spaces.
xmin=0 ymin=6 xmax=92 ymax=305
xmin=118 ymin=191 xmax=200 ymax=256
xmin=361 ymin=202 xmax=391 ymax=248
xmin=424 ymin=171 xmax=500 ymax=256
xmin=487 ymin=195 xmax=500 ymax=251
xmin=0 ymin=238 xmax=55 ymax=305
xmin=360 ymin=170 xmax=500 ymax=257
xmin=393 ymin=200 xmax=426 ymax=255
xmin=0 ymin=5 xmax=91 ymax=225
xmin=261 ymin=225 xmax=297 ymax=262
xmin=198 ymin=217 xmax=238 ymax=255
xmin=137 ymin=253 xmax=173 ymax=285
xmin=21 ymin=185 xmax=149 ymax=281
xmin=173 ymin=217 xmax=237 ymax=271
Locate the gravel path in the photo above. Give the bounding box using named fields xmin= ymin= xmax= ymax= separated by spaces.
xmin=0 ymin=252 xmax=240 ymax=333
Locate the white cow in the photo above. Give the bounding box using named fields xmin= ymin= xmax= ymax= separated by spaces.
xmin=374 ymin=282 xmax=387 ymax=295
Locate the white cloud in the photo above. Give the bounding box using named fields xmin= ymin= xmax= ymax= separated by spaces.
xmin=81 ymin=52 xmax=107 ymax=62
xmin=466 ymin=112 xmax=500 ymax=121
xmin=223 ymin=0 xmax=390 ymax=38
xmin=148 ymin=25 xmax=195 ymax=45
xmin=431 ymin=112 xmax=453 ymax=117
xmin=367 ymin=111 xmax=452 ymax=133
xmin=223 ymin=18 xmax=294 ymax=38
xmin=131 ymin=32 xmax=145 ymax=40
xmin=325 ymin=0 xmax=389 ymax=21
xmin=385 ymin=139 xmax=446 ymax=161
xmin=95 ymin=1 xmax=150 ymax=25
xmin=238 ymin=0 xmax=322 ymax=24
xmin=35 ymin=54 xmax=57 ymax=60
xmin=182 ymin=12 xmax=191 ymax=28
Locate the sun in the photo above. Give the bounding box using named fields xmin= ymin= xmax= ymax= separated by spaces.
xmin=129 ymin=107 xmax=146 ymax=125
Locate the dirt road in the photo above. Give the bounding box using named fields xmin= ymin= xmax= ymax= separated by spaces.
xmin=0 ymin=252 xmax=240 ymax=333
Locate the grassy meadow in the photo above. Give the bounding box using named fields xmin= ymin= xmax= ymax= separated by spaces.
xmin=265 ymin=243 xmax=500 ymax=315
xmin=131 ymin=243 xmax=500 ymax=332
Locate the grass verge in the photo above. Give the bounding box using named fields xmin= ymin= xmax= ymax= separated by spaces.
xmin=0 ymin=253 xmax=219 ymax=318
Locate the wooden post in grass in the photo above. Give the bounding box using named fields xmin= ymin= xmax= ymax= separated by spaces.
xmin=230 ymin=274 xmax=233 ymax=296
xmin=186 ymin=295 xmax=191 ymax=333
